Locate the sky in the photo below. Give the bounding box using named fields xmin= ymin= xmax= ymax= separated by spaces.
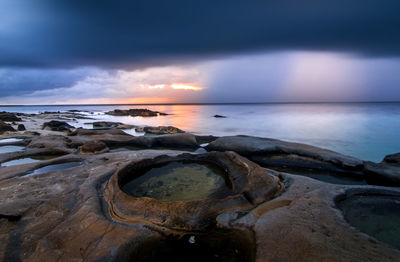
xmin=1 ymin=0 xmax=400 ymax=104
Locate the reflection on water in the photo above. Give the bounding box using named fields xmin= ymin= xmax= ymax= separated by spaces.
xmin=0 ymin=138 xmax=23 ymax=144
xmin=122 ymin=162 xmax=231 ymax=202
xmin=338 ymin=194 xmax=400 ymax=249
xmin=0 ymin=145 xmax=24 ymax=154
xmin=2 ymin=103 xmax=400 ymax=161
xmin=23 ymin=162 xmax=82 ymax=177
xmin=1 ymin=155 xmax=61 ymax=167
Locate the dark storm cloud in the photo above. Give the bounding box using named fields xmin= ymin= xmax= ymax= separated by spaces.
xmin=0 ymin=68 xmax=100 ymax=97
xmin=1 ymin=0 xmax=400 ymax=68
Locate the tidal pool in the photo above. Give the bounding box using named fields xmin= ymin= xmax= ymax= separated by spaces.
xmin=0 ymin=138 xmax=23 ymax=144
xmin=0 ymin=145 xmax=24 ymax=154
xmin=23 ymin=162 xmax=82 ymax=177
xmin=1 ymin=155 xmax=62 ymax=167
xmin=337 ymin=194 xmax=400 ymax=249
xmin=121 ymin=162 xmax=231 ymax=202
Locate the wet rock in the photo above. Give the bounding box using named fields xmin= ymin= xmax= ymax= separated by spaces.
xmin=383 ymin=152 xmax=400 ymax=166
xmin=92 ymin=121 xmax=135 ymax=129
xmin=27 ymin=135 xmax=72 ymax=150
xmin=105 ymin=108 xmax=165 ymax=117
xmin=0 ymin=120 xmax=16 ymax=134
xmin=214 ymin=114 xmax=227 ymax=118
xmin=79 ymin=141 xmax=109 ymax=154
xmin=128 ymin=133 xmax=199 ymax=149
xmin=195 ymin=135 xmax=219 ymax=144
xmin=68 ymin=128 xmax=134 ymax=147
xmin=364 ymin=161 xmax=400 ymax=186
xmin=142 ymin=126 xmax=185 ymax=135
xmin=42 ymin=120 xmax=75 ymax=131
xmin=17 ymin=124 xmax=26 ymax=131
xmin=0 ymin=112 xmax=22 ymax=122
xmin=206 ymin=136 xmax=363 ymax=170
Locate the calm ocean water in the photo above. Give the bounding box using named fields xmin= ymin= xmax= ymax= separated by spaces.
xmin=1 ymin=103 xmax=400 ymax=162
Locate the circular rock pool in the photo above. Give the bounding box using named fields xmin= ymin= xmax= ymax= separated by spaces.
xmin=121 ymin=162 xmax=231 ymax=202
xmin=337 ymin=194 xmax=400 ymax=249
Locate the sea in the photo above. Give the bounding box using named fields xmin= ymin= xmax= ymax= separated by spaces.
xmin=1 ymin=103 xmax=400 ymax=162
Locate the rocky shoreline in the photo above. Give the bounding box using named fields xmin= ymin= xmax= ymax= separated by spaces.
xmin=0 ymin=110 xmax=399 ymax=262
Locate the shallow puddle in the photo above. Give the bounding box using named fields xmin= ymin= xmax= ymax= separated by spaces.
xmin=337 ymin=194 xmax=400 ymax=249
xmin=121 ymin=230 xmax=254 ymax=262
xmin=1 ymin=155 xmax=62 ymax=167
xmin=23 ymin=161 xmax=82 ymax=177
xmin=121 ymin=162 xmax=231 ymax=202
xmin=0 ymin=145 xmax=24 ymax=154
xmin=0 ymin=138 xmax=23 ymax=144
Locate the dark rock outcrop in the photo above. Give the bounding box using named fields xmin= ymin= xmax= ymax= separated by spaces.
xmin=383 ymin=152 xmax=400 ymax=166
xmin=105 ymin=108 xmax=165 ymax=117
xmin=42 ymin=120 xmax=75 ymax=131
xmin=17 ymin=124 xmax=26 ymax=131
xmin=79 ymin=141 xmax=109 ymax=154
xmin=92 ymin=121 xmax=135 ymax=129
xmin=206 ymin=136 xmax=363 ymax=170
xmin=214 ymin=114 xmax=227 ymax=118
xmin=364 ymin=161 xmax=400 ymax=186
xmin=138 ymin=126 xmax=185 ymax=134
xmin=0 ymin=120 xmax=16 ymax=133
xmin=0 ymin=112 xmax=22 ymax=122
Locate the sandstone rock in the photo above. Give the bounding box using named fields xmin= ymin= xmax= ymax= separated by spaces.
xmin=206 ymin=136 xmax=363 ymax=170
xmin=0 ymin=112 xmax=22 ymax=122
xmin=0 ymin=120 xmax=15 ymax=134
xmin=105 ymin=108 xmax=164 ymax=117
xmin=104 ymin=151 xmax=284 ymax=231
xmin=79 ymin=141 xmax=109 ymax=154
xmin=92 ymin=121 xmax=135 ymax=129
xmin=142 ymin=126 xmax=184 ymax=134
xmin=17 ymin=124 xmax=26 ymax=131
xmin=42 ymin=120 xmax=75 ymax=131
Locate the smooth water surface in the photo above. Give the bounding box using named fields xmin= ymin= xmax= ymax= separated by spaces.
xmin=0 ymin=145 xmax=24 ymax=154
xmin=338 ymin=195 xmax=400 ymax=249
xmin=1 ymin=155 xmax=61 ymax=167
xmin=122 ymin=162 xmax=231 ymax=202
xmin=2 ymin=103 xmax=400 ymax=161
xmin=0 ymin=138 xmax=23 ymax=144
xmin=23 ymin=162 xmax=82 ymax=177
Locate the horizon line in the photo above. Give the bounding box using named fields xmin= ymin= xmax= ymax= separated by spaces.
xmin=1 ymin=101 xmax=400 ymax=107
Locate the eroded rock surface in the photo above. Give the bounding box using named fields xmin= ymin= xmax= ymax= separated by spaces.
xmin=42 ymin=120 xmax=75 ymax=132
xmin=136 ymin=126 xmax=185 ymax=135
xmin=0 ymin=121 xmax=15 ymax=134
xmin=1 ymin=128 xmax=400 ymax=262
xmin=92 ymin=121 xmax=136 ymax=129
xmin=105 ymin=108 xmax=166 ymax=117
xmin=206 ymin=136 xmax=363 ymax=170
xmin=0 ymin=112 xmax=22 ymax=122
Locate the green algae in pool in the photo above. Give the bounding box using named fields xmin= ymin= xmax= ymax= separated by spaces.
xmin=337 ymin=194 xmax=400 ymax=249
xmin=122 ymin=162 xmax=231 ymax=202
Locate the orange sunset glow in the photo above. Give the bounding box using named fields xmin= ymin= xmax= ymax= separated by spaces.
xmin=140 ymin=83 xmax=203 ymax=91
